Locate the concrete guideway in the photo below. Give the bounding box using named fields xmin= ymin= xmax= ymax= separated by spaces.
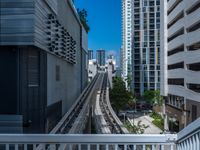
xmin=94 ymin=73 xmax=129 ymax=134
xmin=49 ymin=72 xmax=129 ymax=134
xmin=50 ymin=73 xmax=102 ymax=134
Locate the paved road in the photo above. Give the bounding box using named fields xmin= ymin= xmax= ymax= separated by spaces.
xmin=128 ymin=114 xmax=162 ymax=134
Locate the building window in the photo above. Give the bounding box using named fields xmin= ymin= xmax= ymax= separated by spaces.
xmin=187 ymin=63 xmax=200 ymax=71
xmin=187 ymin=41 xmax=200 ymax=51
xmin=168 ymin=62 xmax=184 ymax=70
xmin=168 ymin=78 xmax=184 ymax=86
xmin=56 ymin=65 xmax=60 ymax=81
xmin=187 ymin=84 xmax=200 ymax=93
xmin=168 ymin=28 xmax=184 ymax=42
xmin=186 ymin=1 xmax=200 ymax=15
xmin=186 ymin=21 xmax=200 ymax=33
xmin=168 ymin=45 xmax=184 ymax=56
xmin=156 ymin=0 xmax=160 ymax=5
xmin=167 ymin=0 xmax=183 ymax=15
xmin=167 ymin=11 xmax=184 ymax=29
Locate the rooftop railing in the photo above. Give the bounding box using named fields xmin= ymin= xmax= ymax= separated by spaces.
xmin=0 ymin=118 xmax=199 ymax=150
xmin=176 ymin=117 xmax=200 ymax=150
xmin=0 ymin=134 xmax=177 ymax=150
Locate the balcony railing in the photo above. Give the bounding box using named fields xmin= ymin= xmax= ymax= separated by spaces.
xmin=176 ymin=117 xmax=200 ymax=150
xmin=0 ymin=118 xmax=199 ymax=150
xmin=0 ymin=134 xmax=177 ymax=150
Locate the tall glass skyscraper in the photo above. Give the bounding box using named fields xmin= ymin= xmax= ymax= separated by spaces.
xmin=88 ymin=50 xmax=94 ymax=60
xmin=96 ymin=50 xmax=105 ymax=66
xmin=132 ymin=0 xmax=161 ymax=95
xmin=121 ymin=0 xmax=133 ymax=88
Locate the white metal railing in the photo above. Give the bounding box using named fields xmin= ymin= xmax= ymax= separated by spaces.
xmin=176 ymin=118 xmax=200 ymax=150
xmin=0 ymin=116 xmax=199 ymax=150
xmin=0 ymin=118 xmax=199 ymax=150
xmin=0 ymin=134 xmax=177 ymax=150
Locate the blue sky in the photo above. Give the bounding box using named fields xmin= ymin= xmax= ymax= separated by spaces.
xmin=75 ymin=0 xmax=121 ymax=61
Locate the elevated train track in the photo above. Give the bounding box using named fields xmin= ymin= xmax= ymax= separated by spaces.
xmin=94 ymin=73 xmax=129 ymax=134
xmin=50 ymin=73 xmax=101 ymax=134
xmin=50 ymin=72 xmax=128 ymax=134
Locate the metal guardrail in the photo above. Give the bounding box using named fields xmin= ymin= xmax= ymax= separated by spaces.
xmin=0 ymin=134 xmax=177 ymax=150
xmin=0 ymin=100 xmax=199 ymax=150
xmin=50 ymin=73 xmax=99 ymax=134
xmin=176 ymin=118 xmax=200 ymax=150
xmin=102 ymin=73 xmax=129 ymax=134
xmin=105 ymin=86 xmax=129 ymax=134
xmin=68 ymin=73 xmax=103 ymax=134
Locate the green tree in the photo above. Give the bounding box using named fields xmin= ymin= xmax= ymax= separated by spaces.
xmin=154 ymin=90 xmax=163 ymax=105
xmin=110 ymin=77 xmax=133 ymax=114
xmin=143 ymin=90 xmax=155 ymax=104
xmin=143 ymin=90 xmax=163 ymax=105
xmin=124 ymin=121 xmax=149 ymax=134
xmin=77 ymin=9 xmax=90 ymax=33
xmin=125 ymin=74 xmax=132 ymax=88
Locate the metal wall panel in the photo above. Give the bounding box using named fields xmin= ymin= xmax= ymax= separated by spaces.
xmin=0 ymin=0 xmax=88 ymax=133
xmin=18 ymin=46 xmax=47 ymax=133
xmin=0 ymin=0 xmax=77 ymax=64
xmin=0 ymin=115 xmax=22 ymax=133
xmin=0 ymin=0 xmax=35 ymax=45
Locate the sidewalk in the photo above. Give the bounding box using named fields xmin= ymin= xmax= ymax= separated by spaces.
xmin=129 ymin=115 xmax=162 ymax=134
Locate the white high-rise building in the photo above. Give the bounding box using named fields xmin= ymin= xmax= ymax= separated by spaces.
xmin=161 ymin=0 xmax=200 ymax=131
xmin=132 ymin=0 xmax=161 ymax=95
xmin=121 ymin=0 xmax=161 ymax=94
xmin=121 ymin=0 xmax=133 ymax=87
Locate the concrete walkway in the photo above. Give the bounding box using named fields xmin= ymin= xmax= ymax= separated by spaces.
xmin=128 ymin=115 xmax=162 ymax=134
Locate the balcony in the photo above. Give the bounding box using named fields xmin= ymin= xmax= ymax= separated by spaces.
xmin=0 ymin=118 xmax=199 ymax=150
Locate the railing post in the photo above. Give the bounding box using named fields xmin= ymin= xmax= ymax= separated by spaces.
xmin=176 ymin=144 xmax=179 ymax=150
xmin=133 ymin=145 xmax=136 ymax=150
xmin=105 ymin=144 xmax=109 ymax=150
xmin=114 ymin=144 xmax=118 ymax=150
xmin=78 ymin=144 xmax=81 ymax=150
xmin=87 ymin=144 xmax=90 ymax=150
xmin=124 ymin=144 xmax=127 ymax=150
xmin=170 ymin=144 xmax=173 ymax=150
xmin=96 ymin=144 xmax=99 ymax=150
xmin=6 ymin=144 xmax=9 ymax=150
xmin=183 ymin=141 xmax=186 ymax=150
xmin=151 ymin=145 xmax=155 ymax=150
xmin=24 ymin=144 xmax=27 ymax=150
xmin=142 ymin=145 xmax=145 ymax=150
xmin=189 ymin=137 xmax=192 ymax=149
xmin=33 ymin=144 xmax=36 ymax=150
xmin=192 ymin=135 xmax=195 ymax=150
xmin=186 ymin=139 xmax=189 ymax=150
xmin=69 ymin=144 xmax=72 ymax=150
xmin=196 ymin=133 xmax=200 ymax=150
xmin=15 ymin=144 xmax=18 ymax=150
